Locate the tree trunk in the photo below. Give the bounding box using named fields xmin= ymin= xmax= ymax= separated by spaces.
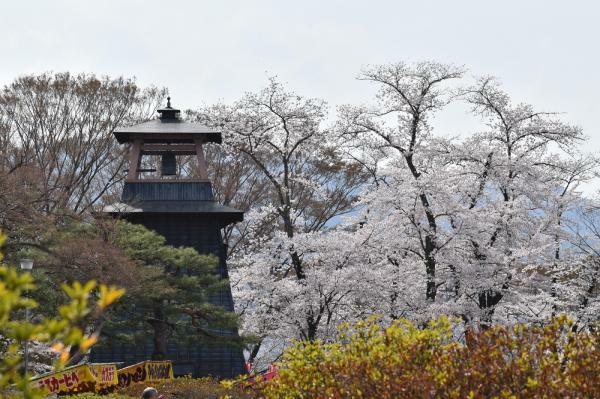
xmin=248 ymin=342 xmax=262 ymax=365
xmin=425 ymin=236 xmax=437 ymax=301
xmin=477 ymin=289 xmax=503 ymax=330
xmin=148 ymin=305 xmax=170 ymax=360
xmin=405 ymin=153 xmax=439 ymax=302
xmin=306 ymin=317 xmax=319 ymax=341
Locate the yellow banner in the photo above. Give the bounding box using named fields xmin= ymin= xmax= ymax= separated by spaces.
xmin=89 ymin=363 xmax=119 ymax=389
xmin=145 ymin=360 xmax=174 ymax=382
xmin=117 ymin=360 xmax=174 ymax=388
xmin=31 ymin=360 xmax=173 ymax=395
xmin=31 ymin=364 xmax=97 ymax=395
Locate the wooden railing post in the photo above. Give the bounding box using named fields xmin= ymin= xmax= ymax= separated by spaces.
xmin=194 ymin=140 xmax=208 ymax=180
xmin=127 ymin=139 xmax=143 ymax=181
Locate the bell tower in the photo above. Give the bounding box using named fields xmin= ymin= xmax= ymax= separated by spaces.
xmin=120 ymin=97 xmax=216 ymax=183
xmin=91 ymin=98 xmax=245 ymax=378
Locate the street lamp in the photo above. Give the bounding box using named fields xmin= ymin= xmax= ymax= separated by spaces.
xmin=20 ymin=259 xmax=33 ymax=375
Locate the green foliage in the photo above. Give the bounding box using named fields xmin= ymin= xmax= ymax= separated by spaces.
xmin=62 ymin=394 xmax=132 ymax=399
xmin=0 ymin=231 xmax=124 ymax=399
xmin=102 ymin=221 xmax=241 ymax=358
xmin=62 ymin=377 xmax=257 ymax=399
xmin=2 ymin=218 xmax=137 ymax=320
xmin=121 ymin=377 xmax=255 ymax=399
xmin=259 ymin=316 xmax=600 ymax=399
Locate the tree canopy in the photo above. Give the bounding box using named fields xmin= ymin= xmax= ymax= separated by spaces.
xmin=0 ymin=65 xmax=598 ymax=372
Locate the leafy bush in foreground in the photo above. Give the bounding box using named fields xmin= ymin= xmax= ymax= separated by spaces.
xmin=0 ymin=231 xmax=124 ymax=399
xmin=59 ymin=317 xmax=600 ymax=399
xmin=119 ymin=377 xmax=255 ymax=399
xmin=259 ymin=316 xmax=600 ymax=399
xmin=63 ymin=377 xmax=256 ymax=399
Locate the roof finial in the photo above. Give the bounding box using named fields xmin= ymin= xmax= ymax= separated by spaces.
xmin=157 ymin=96 xmax=180 ymax=120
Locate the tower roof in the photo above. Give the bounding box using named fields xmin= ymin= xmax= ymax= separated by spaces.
xmin=113 ymin=97 xmax=222 ymax=144
xmin=103 ymin=181 xmax=244 ymax=225
xmin=103 ymin=201 xmax=243 ymax=225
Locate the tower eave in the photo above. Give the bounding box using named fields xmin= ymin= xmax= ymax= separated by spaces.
xmin=113 ymin=119 xmax=222 ymax=144
xmin=103 ymin=201 xmax=244 ymax=224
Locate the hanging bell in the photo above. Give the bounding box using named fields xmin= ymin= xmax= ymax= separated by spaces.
xmin=161 ymin=153 xmax=177 ymax=176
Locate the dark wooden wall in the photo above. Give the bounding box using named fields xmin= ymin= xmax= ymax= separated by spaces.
xmin=90 ymin=182 xmax=245 ymax=378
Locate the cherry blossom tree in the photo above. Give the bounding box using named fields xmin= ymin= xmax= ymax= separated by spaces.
xmin=196 ymin=78 xmax=368 ymax=365
xmin=193 ymin=63 xmax=598 ymax=366
xmin=560 ymin=195 xmax=600 ymax=330
xmin=336 ymin=62 xmax=467 ymax=321
xmin=337 ymin=64 xmax=594 ymax=328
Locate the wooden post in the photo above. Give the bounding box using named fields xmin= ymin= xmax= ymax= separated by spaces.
xmin=194 ymin=140 xmax=208 ymax=180
xmin=127 ymin=139 xmax=143 ymax=181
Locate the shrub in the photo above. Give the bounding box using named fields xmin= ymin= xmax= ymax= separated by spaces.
xmin=62 ymin=394 xmax=132 ymax=399
xmin=0 ymin=231 xmax=124 ymax=399
xmin=91 ymin=377 xmax=256 ymax=399
xmin=259 ymin=316 xmax=600 ymax=399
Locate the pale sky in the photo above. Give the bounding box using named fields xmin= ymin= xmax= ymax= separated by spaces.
xmin=2 ymin=0 xmax=599 ymax=189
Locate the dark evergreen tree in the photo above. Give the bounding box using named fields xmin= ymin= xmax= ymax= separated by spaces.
xmin=105 ymin=220 xmax=240 ymax=360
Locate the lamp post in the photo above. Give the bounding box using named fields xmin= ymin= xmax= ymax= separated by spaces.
xmin=20 ymin=259 xmax=33 ymax=375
